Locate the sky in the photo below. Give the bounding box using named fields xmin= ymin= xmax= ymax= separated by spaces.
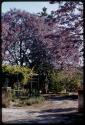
xmin=1 ymin=2 xmax=59 ymax=14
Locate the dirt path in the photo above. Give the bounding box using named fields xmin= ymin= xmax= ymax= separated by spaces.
xmin=2 ymin=94 xmax=83 ymax=124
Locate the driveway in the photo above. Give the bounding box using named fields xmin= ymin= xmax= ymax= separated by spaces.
xmin=2 ymin=94 xmax=83 ymax=124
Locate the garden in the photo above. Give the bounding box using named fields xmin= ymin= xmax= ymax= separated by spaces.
xmin=1 ymin=1 xmax=83 ymax=124
xmin=2 ymin=64 xmax=82 ymax=107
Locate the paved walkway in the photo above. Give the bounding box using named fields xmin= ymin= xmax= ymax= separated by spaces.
xmin=2 ymin=94 xmax=83 ymax=124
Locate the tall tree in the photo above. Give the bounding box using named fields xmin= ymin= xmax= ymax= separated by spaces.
xmin=2 ymin=9 xmax=49 ymax=66
xmin=1 ymin=9 xmax=53 ymax=93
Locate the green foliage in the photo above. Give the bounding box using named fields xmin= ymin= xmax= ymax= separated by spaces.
xmin=63 ymin=75 xmax=81 ymax=92
xmin=50 ymin=70 xmax=82 ymax=93
xmin=50 ymin=70 xmax=64 ymax=93
xmin=2 ymin=65 xmax=31 ymax=85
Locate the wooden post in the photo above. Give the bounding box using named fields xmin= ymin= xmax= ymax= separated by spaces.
xmin=38 ymin=75 xmax=39 ymax=94
xmin=30 ymin=73 xmax=32 ymax=96
xmin=78 ymin=89 xmax=84 ymax=112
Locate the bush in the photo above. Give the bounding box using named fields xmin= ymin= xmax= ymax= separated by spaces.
xmin=50 ymin=69 xmax=82 ymax=93
xmin=63 ymin=76 xmax=80 ymax=92
xmin=51 ymin=82 xmax=64 ymax=93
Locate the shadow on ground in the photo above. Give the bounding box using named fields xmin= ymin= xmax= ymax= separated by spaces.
xmin=27 ymin=107 xmax=77 ymax=114
xmin=43 ymin=94 xmax=78 ymax=101
xmin=4 ymin=107 xmax=83 ymax=124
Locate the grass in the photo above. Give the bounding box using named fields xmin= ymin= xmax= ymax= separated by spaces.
xmin=27 ymin=96 xmax=45 ymax=105
xmin=11 ymin=96 xmax=45 ymax=107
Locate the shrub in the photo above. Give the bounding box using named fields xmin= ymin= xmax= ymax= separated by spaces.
xmin=50 ymin=69 xmax=82 ymax=93
xmin=64 ymin=75 xmax=81 ymax=92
